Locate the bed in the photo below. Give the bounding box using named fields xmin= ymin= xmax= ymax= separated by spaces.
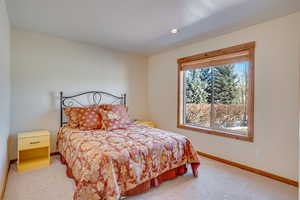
xmin=57 ymin=91 xmax=200 ymax=200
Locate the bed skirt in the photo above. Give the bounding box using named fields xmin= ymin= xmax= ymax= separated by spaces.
xmin=59 ymin=154 xmax=200 ymax=198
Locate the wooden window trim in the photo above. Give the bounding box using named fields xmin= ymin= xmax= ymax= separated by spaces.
xmin=177 ymin=42 xmax=255 ymax=142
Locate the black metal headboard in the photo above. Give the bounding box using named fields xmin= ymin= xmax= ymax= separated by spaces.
xmin=60 ymin=91 xmax=126 ymax=127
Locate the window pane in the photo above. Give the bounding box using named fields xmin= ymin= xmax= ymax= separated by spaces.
xmin=215 ymin=62 xmax=249 ymax=135
xmin=184 ymin=68 xmax=210 ymax=128
xmin=183 ymin=61 xmax=249 ymax=136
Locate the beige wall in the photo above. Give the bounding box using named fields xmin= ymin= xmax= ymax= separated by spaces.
xmin=148 ymin=12 xmax=300 ymax=180
xmin=10 ymin=29 xmax=148 ymax=159
xmin=0 ymin=0 xmax=10 ymax=195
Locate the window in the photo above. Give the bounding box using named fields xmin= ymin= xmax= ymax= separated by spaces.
xmin=177 ymin=42 xmax=255 ymax=142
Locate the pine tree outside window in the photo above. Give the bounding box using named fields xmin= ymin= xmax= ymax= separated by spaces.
xmin=177 ymin=42 xmax=255 ymax=142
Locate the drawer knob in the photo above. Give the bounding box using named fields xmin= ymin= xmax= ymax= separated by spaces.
xmin=30 ymin=141 xmax=40 ymax=144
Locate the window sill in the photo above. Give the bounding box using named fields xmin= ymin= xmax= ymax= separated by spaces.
xmin=177 ymin=124 xmax=253 ymax=142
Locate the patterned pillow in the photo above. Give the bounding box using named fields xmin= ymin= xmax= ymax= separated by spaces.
xmin=99 ymin=104 xmax=131 ymax=123
xmin=63 ymin=107 xmax=82 ymax=128
xmin=99 ymin=104 xmax=131 ymax=131
xmin=78 ymin=106 xmax=102 ymax=130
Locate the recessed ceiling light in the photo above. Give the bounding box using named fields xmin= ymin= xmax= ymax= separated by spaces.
xmin=170 ymin=28 xmax=179 ymax=34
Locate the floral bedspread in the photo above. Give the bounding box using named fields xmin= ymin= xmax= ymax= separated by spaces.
xmin=57 ymin=124 xmax=199 ymax=200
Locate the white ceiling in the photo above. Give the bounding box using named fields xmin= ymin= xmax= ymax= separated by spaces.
xmin=6 ymin=0 xmax=300 ymax=55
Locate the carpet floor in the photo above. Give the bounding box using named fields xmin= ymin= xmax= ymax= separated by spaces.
xmin=4 ymin=156 xmax=297 ymax=200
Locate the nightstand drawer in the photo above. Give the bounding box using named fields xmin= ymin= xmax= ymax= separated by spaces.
xmin=19 ymin=135 xmax=49 ymax=150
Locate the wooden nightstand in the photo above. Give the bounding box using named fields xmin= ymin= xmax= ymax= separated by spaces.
xmin=17 ymin=130 xmax=50 ymax=172
xmin=134 ymin=121 xmax=156 ymax=128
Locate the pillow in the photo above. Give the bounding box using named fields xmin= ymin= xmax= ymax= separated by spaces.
xmin=63 ymin=107 xmax=82 ymax=128
xmin=99 ymin=104 xmax=131 ymax=124
xmin=78 ymin=107 xmax=103 ymax=130
xmin=99 ymin=104 xmax=131 ymax=131
xmin=64 ymin=105 xmax=101 ymax=129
